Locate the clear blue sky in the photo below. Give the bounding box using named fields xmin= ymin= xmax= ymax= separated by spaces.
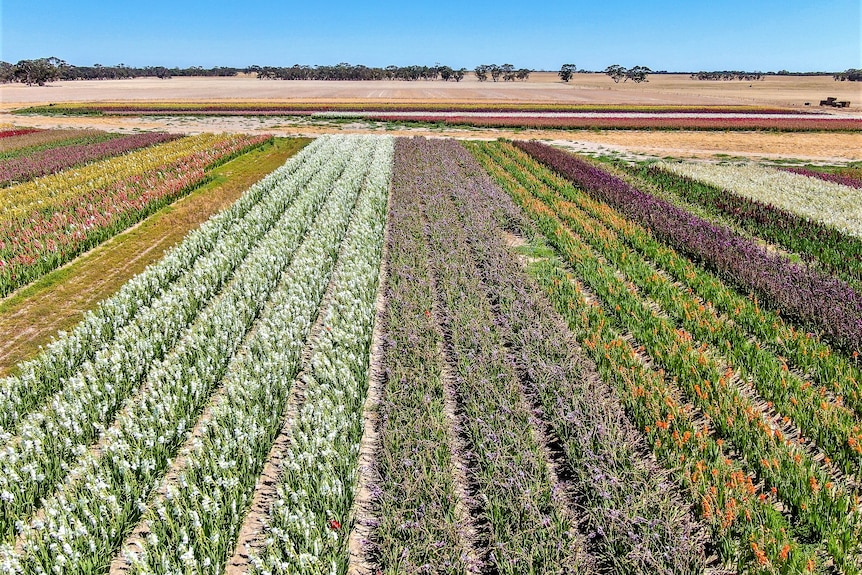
xmin=1 ymin=0 xmax=860 ymax=72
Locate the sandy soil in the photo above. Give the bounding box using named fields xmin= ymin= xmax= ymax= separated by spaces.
xmin=2 ymin=73 xmax=860 ymax=111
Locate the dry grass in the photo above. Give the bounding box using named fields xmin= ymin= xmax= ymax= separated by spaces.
xmin=0 ymin=137 xmax=309 ymax=375
xmin=1 ymin=73 xmax=860 ymax=111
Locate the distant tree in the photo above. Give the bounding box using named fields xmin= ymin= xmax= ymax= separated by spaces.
xmin=439 ymin=65 xmax=453 ymax=81
xmin=835 ymin=68 xmax=862 ymax=81
xmin=453 ymin=68 xmax=466 ymax=82
xmin=489 ymin=64 xmax=502 ymax=82
xmin=13 ymin=57 xmax=66 ymax=85
xmin=626 ymin=65 xmax=652 ymax=83
xmin=501 ymin=63 xmax=516 ymax=81
xmin=604 ymin=64 xmax=627 ymax=83
xmin=516 ymin=68 xmax=531 ymax=81
xmin=0 ymin=61 xmax=15 ymax=83
xmin=474 ymin=65 xmax=489 ymax=82
xmin=558 ymin=63 xmax=577 ymax=82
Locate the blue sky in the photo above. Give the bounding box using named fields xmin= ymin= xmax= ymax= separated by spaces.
xmin=2 ymin=0 xmax=860 ymax=71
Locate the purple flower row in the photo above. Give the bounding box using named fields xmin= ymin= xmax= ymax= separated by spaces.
xmin=392 ymin=136 xmax=706 ymax=573
xmin=781 ymin=166 xmax=862 ymax=190
xmin=390 ymin=136 xmax=589 ymax=572
xmin=515 ymin=140 xmax=862 ymax=354
xmin=0 ymin=132 xmax=180 ymax=185
xmin=370 ymin=138 xmax=468 ymax=572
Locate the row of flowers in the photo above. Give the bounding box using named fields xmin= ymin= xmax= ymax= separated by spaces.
xmin=0 ymin=130 xmax=112 ymax=159
xmin=0 ymin=132 xmax=180 ymax=185
xmin=781 ymin=166 xmax=862 ymax=191
xmin=0 ymin=133 xmax=246 ymax=220
xmin=0 ymin=136 xmax=345 ymax=546
xmin=0 ymin=133 xmax=271 ymax=296
xmin=502 ymin=148 xmax=862 ymax=433
xmin=17 ymin=103 xmax=804 ymax=115
xmin=469 ymin=141 xmax=861 ymax=572
xmin=483 ymin=142 xmax=862 ymax=477
xmin=2 ymin=135 xmax=374 ymax=572
xmin=440 ymin=138 xmax=707 ymax=574
xmin=514 ymin=141 xmax=862 ymax=355
xmin=362 ymin=115 xmax=862 ymax=131
xmin=248 ymin=136 xmax=392 ymax=573
xmin=387 ymin=137 xmax=591 ymax=573
xmin=0 ymin=138 xmax=320 ymax=440
xmin=368 ymin=139 xmax=467 ymax=571
xmin=0 ymin=130 xmax=38 ymax=140
xmin=625 ymin=163 xmax=862 ymax=289
xmin=661 ymin=162 xmax=862 ymax=239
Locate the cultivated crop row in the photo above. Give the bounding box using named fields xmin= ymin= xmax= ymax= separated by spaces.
xmin=16 ymin=103 xmax=803 ymax=115
xmin=0 ymin=130 xmax=122 ymax=161
xmin=362 ymin=115 xmax=862 ymax=131
xmin=0 ymin=136 xmax=320 ymax=441
xmin=781 ymin=167 xmax=862 ymax=190
xmin=0 ymin=132 xmax=180 ymax=186
xmin=247 ymin=137 xmax=392 ymax=573
xmin=523 ymin=155 xmax=862 ymax=425
xmin=621 ymin=162 xmax=862 ymax=289
xmin=0 ymin=135 xmax=392 ymax=574
xmin=661 ymin=162 xmax=862 ymax=239
xmin=425 ymin=138 xmax=706 ymax=573
xmin=365 ymin=137 xmax=707 ymax=574
xmin=0 ymin=135 xmax=339 ymax=541
xmin=0 ymin=133 xmax=271 ymax=296
xmin=513 ymin=141 xmax=862 ymax=353
xmin=483 ymin=144 xmax=862 ymax=475
xmin=0 ymin=130 xmax=38 ymax=140
xmin=470 ymin=140 xmax=862 ymax=572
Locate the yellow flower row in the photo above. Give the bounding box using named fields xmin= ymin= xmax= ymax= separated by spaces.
xmin=0 ymin=133 xmax=244 ymax=220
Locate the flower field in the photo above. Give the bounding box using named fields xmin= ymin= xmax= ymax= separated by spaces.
xmin=362 ymin=114 xmax=862 ymax=131
xmin=780 ymin=167 xmax=862 ymax=190
xmin=0 ymin=132 xmax=181 ymax=186
xmin=0 ymin=132 xmax=860 ymax=574
xmin=0 ymin=132 xmax=271 ymax=296
xmin=660 ymin=162 xmax=862 ymax=238
xmin=0 ymin=130 xmax=119 ymax=158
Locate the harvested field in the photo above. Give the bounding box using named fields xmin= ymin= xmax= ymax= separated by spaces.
xmin=1 ymin=73 xmax=860 ymax=111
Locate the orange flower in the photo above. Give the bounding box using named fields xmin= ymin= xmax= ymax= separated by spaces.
xmin=779 ymin=544 xmax=791 ymax=561
xmin=750 ymin=542 xmax=769 ymax=566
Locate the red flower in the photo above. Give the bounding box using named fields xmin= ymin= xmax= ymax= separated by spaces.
xmin=328 ymin=519 xmax=341 ymax=530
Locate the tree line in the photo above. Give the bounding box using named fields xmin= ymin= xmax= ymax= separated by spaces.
xmin=0 ymin=58 xmax=243 ymax=85
xmin=834 ymin=69 xmax=862 ymax=81
xmin=9 ymin=57 xmax=847 ymax=87
xmin=690 ymin=71 xmax=765 ymax=81
xmin=253 ymin=63 xmax=470 ymax=81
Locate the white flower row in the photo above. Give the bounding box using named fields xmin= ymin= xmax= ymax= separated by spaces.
xmin=250 ymin=138 xmax=392 ymax=574
xmin=0 ymin=137 xmax=355 ymax=547
xmin=0 ymin=136 xmax=328 ymax=439
xmin=4 ymin=135 xmax=380 ymax=574
xmin=659 ymin=161 xmax=862 ymax=237
xmin=124 ymin=135 xmax=392 ymax=575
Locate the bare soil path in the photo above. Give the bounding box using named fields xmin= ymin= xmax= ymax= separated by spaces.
xmin=0 ymin=137 xmax=309 ymax=375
